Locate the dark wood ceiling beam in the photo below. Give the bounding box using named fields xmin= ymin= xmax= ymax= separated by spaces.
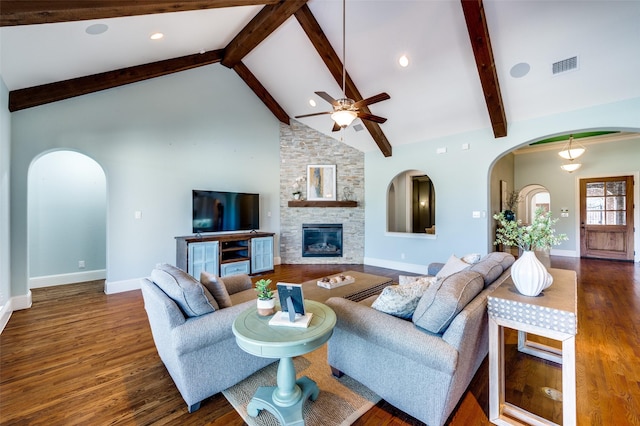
xmin=233 ymin=61 xmax=290 ymax=124
xmin=9 ymin=50 xmax=224 ymax=111
xmin=1 ymin=1 xmax=279 ymax=26
xmin=294 ymin=4 xmax=392 ymax=157
xmin=221 ymin=0 xmax=308 ymax=68
xmin=461 ymin=0 xmax=507 ymax=138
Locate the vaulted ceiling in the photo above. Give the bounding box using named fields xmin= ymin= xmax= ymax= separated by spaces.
xmin=1 ymin=1 xmax=639 ymax=157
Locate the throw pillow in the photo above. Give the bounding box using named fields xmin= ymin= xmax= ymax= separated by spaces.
xmin=372 ymin=279 xmax=434 ymax=319
xmin=412 ymin=270 xmax=484 ymax=334
xmin=398 ymin=275 xmax=432 ymax=285
xmin=435 ymin=255 xmax=470 ymax=280
xmin=461 ymin=253 xmax=482 ymax=264
xmin=152 ymin=264 xmax=218 ymax=317
xmin=200 ymin=271 xmax=233 ymax=309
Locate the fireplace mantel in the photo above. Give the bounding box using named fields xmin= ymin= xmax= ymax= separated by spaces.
xmin=288 ymin=200 xmax=357 ymax=208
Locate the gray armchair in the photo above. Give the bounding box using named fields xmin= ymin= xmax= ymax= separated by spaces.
xmin=140 ymin=267 xmax=274 ymax=412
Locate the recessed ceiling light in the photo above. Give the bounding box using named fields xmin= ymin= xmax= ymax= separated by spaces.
xmin=398 ymin=55 xmax=409 ymax=68
xmin=510 ymin=62 xmax=531 ymax=78
xmin=86 ymin=23 xmax=108 ymax=35
xmin=309 ymin=99 xmax=317 ymax=107
xmin=150 ymin=32 xmax=164 ymax=40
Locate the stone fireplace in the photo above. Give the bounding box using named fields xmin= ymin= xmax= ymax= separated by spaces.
xmin=302 ymin=224 xmax=343 ymax=257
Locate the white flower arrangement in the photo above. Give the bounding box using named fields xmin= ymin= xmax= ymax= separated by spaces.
xmin=493 ymin=207 xmax=568 ymax=251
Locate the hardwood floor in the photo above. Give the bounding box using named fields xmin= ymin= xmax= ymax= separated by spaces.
xmin=1 ymin=258 xmax=639 ymax=425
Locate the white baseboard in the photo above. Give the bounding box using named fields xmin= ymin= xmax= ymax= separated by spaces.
xmin=549 ymin=249 xmax=577 ymax=257
xmin=30 ymin=269 xmax=107 ymax=288
xmin=104 ymin=278 xmax=143 ymax=295
xmin=363 ymin=257 xmax=428 ymax=275
xmin=0 ymin=301 xmax=13 ymax=334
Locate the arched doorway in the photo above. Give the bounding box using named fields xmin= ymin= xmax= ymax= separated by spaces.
xmin=28 ymin=151 xmax=107 ymax=288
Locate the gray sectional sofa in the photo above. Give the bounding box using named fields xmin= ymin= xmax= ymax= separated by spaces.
xmin=325 ymin=252 xmax=515 ymax=426
xmin=140 ymin=264 xmax=274 ymax=412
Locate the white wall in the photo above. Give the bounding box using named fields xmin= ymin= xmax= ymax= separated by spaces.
xmin=364 ymin=98 xmax=640 ymax=273
xmin=28 ymin=151 xmax=107 ymax=280
xmin=10 ymin=64 xmax=281 ymax=297
xmin=0 ymin=76 xmax=11 ymax=328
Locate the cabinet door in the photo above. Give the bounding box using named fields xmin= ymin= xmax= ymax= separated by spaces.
xmin=188 ymin=241 xmax=219 ymax=279
xmin=251 ymin=236 xmax=274 ymax=273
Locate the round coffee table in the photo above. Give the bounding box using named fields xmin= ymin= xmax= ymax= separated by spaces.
xmin=232 ymin=300 xmax=336 ymax=426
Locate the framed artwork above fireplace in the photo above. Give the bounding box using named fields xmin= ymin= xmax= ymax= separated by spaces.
xmin=307 ymin=164 xmax=336 ymax=201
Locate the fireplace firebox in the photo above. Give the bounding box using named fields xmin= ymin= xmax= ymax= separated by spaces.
xmin=302 ymin=224 xmax=343 ymax=257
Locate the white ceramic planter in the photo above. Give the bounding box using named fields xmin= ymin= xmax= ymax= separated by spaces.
xmin=511 ymin=250 xmax=553 ymax=297
xmin=256 ymin=298 xmax=276 ymax=316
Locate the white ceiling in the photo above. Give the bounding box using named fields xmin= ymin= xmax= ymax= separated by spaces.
xmin=1 ymin=0 xmax=639 ymax=153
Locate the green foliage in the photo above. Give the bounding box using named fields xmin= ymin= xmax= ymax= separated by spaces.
xmin=254 ymin=279 xmax=273 ymax=300
xmin=494 ymin=207 xmax=568 ymax=251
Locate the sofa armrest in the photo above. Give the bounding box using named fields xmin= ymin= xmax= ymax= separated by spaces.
xmin=171 ymin=300 xmax=253 ymax=355
xmin=326 ymin=297 xmax=458 ymax=374
xmin=222 ymin=274 xmax=253 ymax=295
xmin=428 ymin=262 xmax=445 ymax=276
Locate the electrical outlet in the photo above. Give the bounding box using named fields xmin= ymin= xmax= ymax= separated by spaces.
xmin=78 ymin=260 xmax=86 ymax=269
xmin=401 ymin=253 xmax=406 ymax=259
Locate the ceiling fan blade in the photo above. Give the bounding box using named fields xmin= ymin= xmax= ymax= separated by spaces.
xmin=315 ymin=91 xmax=339 ymax=106
xmin=294 ymin=111 xmax=332 ymax=119
xmin=331 ymin=122 xmax=342 ymax=132
xmin=353 ymin=92 xmax=390 ymax=109
xmin=357 ymin=112 xmax=387 ymax=124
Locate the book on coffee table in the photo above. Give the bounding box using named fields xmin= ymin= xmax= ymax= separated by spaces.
xmin=268 ymin=311 xmax=314 ymax=328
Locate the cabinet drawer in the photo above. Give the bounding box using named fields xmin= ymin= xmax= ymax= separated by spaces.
xmin=220 ymin=260 xmax=250 ymax=277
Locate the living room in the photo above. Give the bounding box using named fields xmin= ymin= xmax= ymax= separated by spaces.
xmin=1 ymin=1 xmax=640 ymax=424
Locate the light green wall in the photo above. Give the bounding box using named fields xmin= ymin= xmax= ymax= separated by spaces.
xmin=10 ymin=64 xmax=281 ymax=297
xmin=0 ymin=76 xmax=10 ymax=309
xmin=364 ymin=97 xmax=640 ymax=273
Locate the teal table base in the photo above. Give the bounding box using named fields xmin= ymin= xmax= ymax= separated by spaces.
xmin=247 ymin=374 xmax=319 ymax=426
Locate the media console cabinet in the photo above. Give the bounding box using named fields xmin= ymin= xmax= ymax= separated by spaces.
xmin=175 ymin=232 xmax=275 ymax=279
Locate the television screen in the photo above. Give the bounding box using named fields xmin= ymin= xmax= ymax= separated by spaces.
xmin=192 ymin=190 xmax=259 ymax=233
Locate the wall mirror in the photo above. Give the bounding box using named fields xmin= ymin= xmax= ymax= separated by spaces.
xmin=387 ymin=170 xmax=436 ymax=234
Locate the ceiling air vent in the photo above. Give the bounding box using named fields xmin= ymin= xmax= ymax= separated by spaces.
xmin=552 ymin=56 xmax=578 ymax=75
xmin=353 ymin=123 xmax=365 ymax=132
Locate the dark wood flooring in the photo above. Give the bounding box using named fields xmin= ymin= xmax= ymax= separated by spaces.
xmin=1 ymin=258 xmax=639 ymax=425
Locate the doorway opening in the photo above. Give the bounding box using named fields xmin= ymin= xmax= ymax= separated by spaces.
xmin=28 ymin=150 xmax=107 ymax=288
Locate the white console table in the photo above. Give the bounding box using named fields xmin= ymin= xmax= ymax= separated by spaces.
xmin=487 ymin=268 xmax=577 ymax=426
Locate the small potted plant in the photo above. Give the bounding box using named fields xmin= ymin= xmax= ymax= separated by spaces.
xmin=254 ymin=279 xmax=275 ymax=316
xmin=292 ymin=190 xmax=302 ymax=200
xmin=503 ymin=190 xmax=522 ymax=221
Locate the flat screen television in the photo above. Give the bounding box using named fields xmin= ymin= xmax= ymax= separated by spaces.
xmin=192 ymin=190 xmax=259 ymax=233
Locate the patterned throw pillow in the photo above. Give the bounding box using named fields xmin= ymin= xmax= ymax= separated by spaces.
xmin=461 ymin=253 xmax=482 ymax=264
xmin=371 ymin=278 xmax=435 ymax=319
xmin=398 ymin=275 xmax=432 ymax=285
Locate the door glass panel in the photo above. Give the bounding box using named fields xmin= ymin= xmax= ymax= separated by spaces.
xmin=586 ymin=183 xmax=604 ymax=196
xmin=585 ymin=180 xmax=627 ymax=225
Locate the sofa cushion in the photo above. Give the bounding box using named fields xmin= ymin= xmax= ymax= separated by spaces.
xmin=372 ymin=279 xmax=434 ymax=319
xmin=468 ymin=260 xmax=503 ymax=287
xmin=151 ymin=264 xmax=218 ymax=317
xmin=435 ymin=255 xmax=470 ymax=280
xmin=200 ymin=271 xmax=233 ymax=309
xmin=482 ymin=252 xmax=515 ymax=269
xmin=412 ymin=270 xmax=484 ymax=334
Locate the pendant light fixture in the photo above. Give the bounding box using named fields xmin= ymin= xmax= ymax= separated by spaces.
xmin=559 ymin=134 xmax=584 ymax=172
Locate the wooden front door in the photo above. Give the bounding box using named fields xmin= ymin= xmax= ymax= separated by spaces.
xmin=580 ymin=176 xmax=634 ymax=261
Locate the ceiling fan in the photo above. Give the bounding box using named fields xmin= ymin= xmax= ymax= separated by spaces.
xmin=294 ymin=0 xmax=390 ymax=132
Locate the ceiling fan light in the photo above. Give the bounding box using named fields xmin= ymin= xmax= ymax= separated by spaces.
xmin=561 ymin=161 xmax=582 ymax=172
xmin=331 ymin=110 xmax=357 ymax=128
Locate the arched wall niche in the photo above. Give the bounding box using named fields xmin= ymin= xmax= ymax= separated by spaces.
xmin=387 ymin=169 xmax=436 ymax=234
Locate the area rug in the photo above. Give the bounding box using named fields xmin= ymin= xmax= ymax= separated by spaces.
xmin=222 ymin=344 xmax=380 ymax=426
